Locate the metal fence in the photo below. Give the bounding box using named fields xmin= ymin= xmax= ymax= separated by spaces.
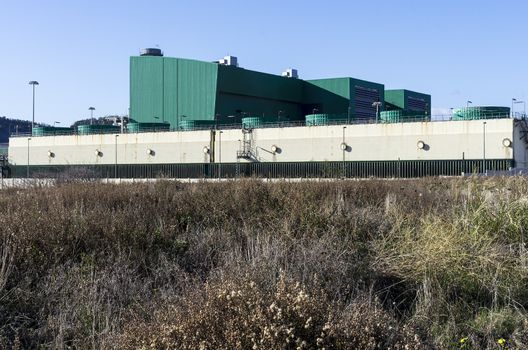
xmin=7 ymin=159 xmax=513 ymax=179
xmin=10 ymin=114 xmax=520 ymax=138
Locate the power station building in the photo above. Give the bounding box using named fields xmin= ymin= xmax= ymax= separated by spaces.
xmin=4 ymin=50 xmax=525 ymax=179
xmin=130 ymin=50 xmax=394 ymax=128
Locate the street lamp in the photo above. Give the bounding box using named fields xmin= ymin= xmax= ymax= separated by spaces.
xmin=89 ymin=107 xmax=95 ymax=125
xmin=115 ymin=134 xmax=119 ymax=178
xmin=342 ymin=126 xmax=347 ymax=178
xmin=28 ymin=81 xmax=39 ymax=132
xmin=214 ymin=114 xmax=221 ymax=130
xmin=27 ymin=137 xmax=31 ymax=178
xmin=218 ymin=130 xmax=223 ymax=180
xmin=512 ymin=98 xmax=517 ymax=118
xmin=483 ymin=121 xmax=487 ymax=175
xmin=466 ymin=100 xmax=472 ymax=109
xmin=372 ymin=101 xmax=382 ymax=123
xmin=54 ymin=121 xmax=60 ymax=128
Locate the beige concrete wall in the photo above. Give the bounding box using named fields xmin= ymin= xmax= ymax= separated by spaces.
xmin=240 ymin=118 xmax=515 ymax=163
xmin=8 ymin=119 xmax=519 ymax=166
xmin=9 ymin=130 xmax=212 ymax=166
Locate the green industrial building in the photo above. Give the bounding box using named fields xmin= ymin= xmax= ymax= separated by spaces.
xmin=130 ymin=51 xmax=421 ymax=128
xmin=385 ymin=89 xmax=431 ymax=115
xmin=6 ymin=49 xmax=524 ymax=181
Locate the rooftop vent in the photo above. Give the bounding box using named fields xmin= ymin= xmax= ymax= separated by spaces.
xmin=282 ymin=68 xmax=299 ymax=79
xmin=219 ymin=55 xmax=238 ymax=67
xmin=140 ymin=48 xmax=163 ymax=57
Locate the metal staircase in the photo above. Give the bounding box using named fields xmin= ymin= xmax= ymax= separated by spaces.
xmin=236 ymin=128 xmax=258 ymax=161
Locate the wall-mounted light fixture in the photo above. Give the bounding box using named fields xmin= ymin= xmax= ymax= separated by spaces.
xmin=417 ymin=140 xmax=426 ymax=149
xmin=146 ymin=148 xmax=155 ymax=156
xmin=203 ymin=146 xmax=210 ymax=154
xmin=340 ymin=142 xmax=347 ymax=151
xmin=47 ymin=150 xmax=55 ymax=158
xmin=95 ymin=149 xmax=103 ymax=157
xmin=502 ymin=138 xmax=512 ymax=148
xmin=271 ymin=144 xmax=279 ymax=154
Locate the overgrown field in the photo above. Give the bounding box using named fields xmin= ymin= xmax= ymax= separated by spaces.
xmin=1 ymin=178 xmax=528 ymax=349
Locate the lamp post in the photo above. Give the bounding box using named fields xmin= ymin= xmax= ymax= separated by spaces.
xmin=512 ymin=98 xmax=517 ymax=118
xmin=347 ymin=106 xmax=351 ymax=124
xmin=218 ymin=130 xmax=223 ymax=180
xmin=214 ymin=114 xmax=221 ymax=130
xmin=466 ymin=100 xmax=472 ymax=109
xmin=342 ymin=126 xmax=347 ymax=178
xmin=27 ymin=137 xmax=31 ymax=178
xmin=115 ymin=134 xmax=119 ymax=178
xmin=372 ymin=101 xmax=382 ymax=123
xmin=28 ymin=81 xmax=39 ymax=132
xmin=483 ymin=121 xmax=487 ymax=175
xmin=89 ymin=107 xmax=95 ymax=125
xmin=54 ymin=121 xmax=60 ymax=128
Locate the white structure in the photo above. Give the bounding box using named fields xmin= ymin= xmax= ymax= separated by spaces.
xmin=281 ymin=68 xmax=299 ymax=79
xmin=6 ymin=118 xmax=527 ymax=178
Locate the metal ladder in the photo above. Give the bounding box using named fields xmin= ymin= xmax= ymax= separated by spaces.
xmin=236 ymin=128 xmax=257 ymax=161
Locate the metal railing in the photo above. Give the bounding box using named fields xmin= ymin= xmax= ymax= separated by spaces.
xmin=9 ymin=114 xmax=523 ymax=138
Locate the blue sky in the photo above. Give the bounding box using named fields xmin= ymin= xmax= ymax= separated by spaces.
xmin=0 ymin=0 xmax=526 ymax=125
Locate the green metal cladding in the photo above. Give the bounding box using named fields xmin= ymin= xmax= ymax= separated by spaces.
xmin=131 ymin=55 xmax=430 ymax=127
xmin=304 ymin=78 xmax=385 ymax=120
xmin=131 ymin=57 xmax=217 ymax=128
xmin=385 ymin=89 xmax=432 ymax=117
xmin=130 ymin=56 xmax=164 ymax=123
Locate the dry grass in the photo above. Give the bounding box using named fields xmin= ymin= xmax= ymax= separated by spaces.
xmin=0 ymin=177 xmax=527 ymax=349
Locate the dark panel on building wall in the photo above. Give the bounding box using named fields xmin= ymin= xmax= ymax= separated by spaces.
xmin=217 ymin=65 xmax=304 ymax=103
xmin=305 ymin=78 xmax=384 ymax=120
xmin=215 ymin=92 xmax=303 ymax=123
xmin=385 ymin=89 xmax=431 ymax=116
xmin=350 ymin=78 xmax=384 ymax=120
xmin=215 ymin=65 xmax=305 ymax=122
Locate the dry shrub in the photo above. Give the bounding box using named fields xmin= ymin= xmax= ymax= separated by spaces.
xmin=2 ymin=177 xmax=528 ymax=348
xmin=120 ymin=272 xmax=424 ymax=350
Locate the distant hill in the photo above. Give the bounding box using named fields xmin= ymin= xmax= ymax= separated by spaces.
xmin=0 ymin=116 xmax=32 ymax=143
